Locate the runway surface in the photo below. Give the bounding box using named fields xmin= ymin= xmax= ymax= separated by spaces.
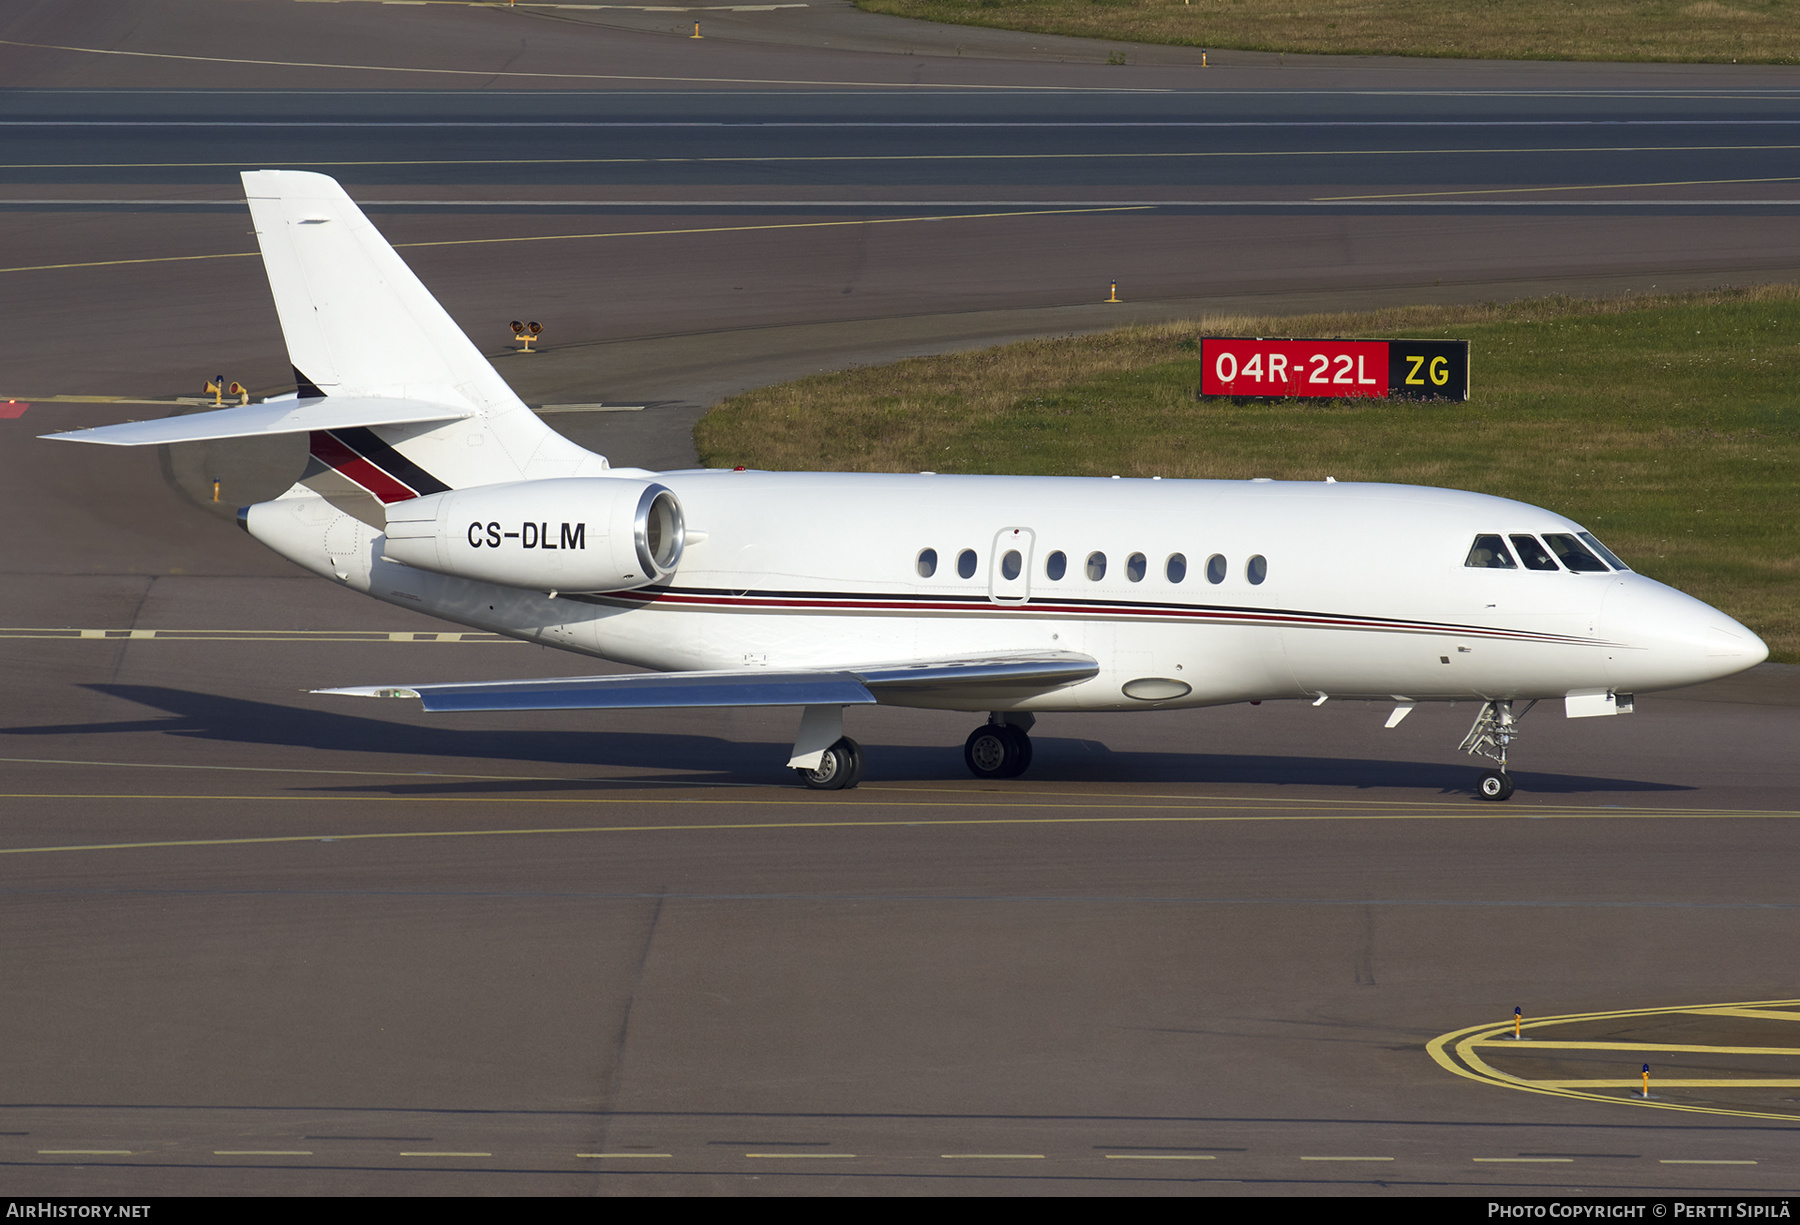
xmin=2 ymin=0 xmax=1798 ymax=1195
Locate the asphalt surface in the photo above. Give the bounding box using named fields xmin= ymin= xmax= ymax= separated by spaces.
xmin=2 ymin=0 xmax=1799 ymax=1196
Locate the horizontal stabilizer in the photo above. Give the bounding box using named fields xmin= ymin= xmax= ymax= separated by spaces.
xmin=41 ymin=396 xmax=474 ymax=447
xmin=318 ymin=651 xmax=1099 ymax=712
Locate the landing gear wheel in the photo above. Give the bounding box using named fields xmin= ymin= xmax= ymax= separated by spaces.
xmin=796 ymin=737 xmax=864 ymax=791
xmin=1477 ymin=769 xmax=1515 ymax=802
xmin=964 ymin=724 xmax=1032 ymax=780
xmin=999 ymin=724 xmax=1032 ymax=778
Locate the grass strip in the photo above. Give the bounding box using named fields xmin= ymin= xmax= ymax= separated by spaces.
xmin=695 ymin=283 xmax=1800 ymax=661
xmin=855 ymin=0 xmax=1800 ymax=65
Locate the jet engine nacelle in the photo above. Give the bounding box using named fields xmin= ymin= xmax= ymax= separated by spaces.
xmin=382 ymin=477 xmax=684 ymax=592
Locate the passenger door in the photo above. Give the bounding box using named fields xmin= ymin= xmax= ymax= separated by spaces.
xmin=989 ymin=527 xmax=1035 ymax=605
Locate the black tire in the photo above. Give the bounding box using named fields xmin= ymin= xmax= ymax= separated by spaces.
xmin=797 ymin=737 xmax=863 ymax=791
xmin=964 ymin=725 xmax=1012 ymax=779
xmin=837 ymin=736 xmax=865 ymax=789
xmin=965 ymin=724 xmax=1031 ymax=779
xmin=999 ymin=724 xmax=1033 ymax=778
xmin=1477 ymin=769 xmax=1515 ymax=801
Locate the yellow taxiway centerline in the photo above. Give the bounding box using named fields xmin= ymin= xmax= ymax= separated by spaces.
xmin=1471 ymin=1040 xmax=1800 ymax=1056
xmin=3 ymin=799 xmax=1798 ymax=856
xmin=1534 ymin=1080 xmax=1800 ymax=1089
xmin=215 ymin=1150 xmax=314 ymax=1156
xmin=38 ymin=1150 xmax=134 ymax=1155
xmin=399 ymin=1151 xmax=491 ymax=1157
xmin=0 ymin=206 xmax=1145 ymax=274
xmin=0 ymin=37 xmax=1171 ymax=92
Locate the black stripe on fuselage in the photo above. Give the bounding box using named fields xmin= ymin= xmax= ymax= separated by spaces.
xmin=329 ymin=427 xmax=452 ymax=496
xmin=562 ymin=585 xmax=1607 ymax=646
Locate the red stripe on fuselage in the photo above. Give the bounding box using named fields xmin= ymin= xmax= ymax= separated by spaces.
xmin=309 ymin=431 xmax=419 ymax=504
xmin=590 ymin=588 xmax=1609 ymax=648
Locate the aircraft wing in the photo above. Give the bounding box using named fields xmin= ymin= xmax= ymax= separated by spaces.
xmin=317 ymin=650 xmax=1100 ymax=712
xmin=40 ymin=395 xmax=475 ymax=446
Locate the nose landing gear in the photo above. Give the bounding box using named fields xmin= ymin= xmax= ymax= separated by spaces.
xmin=1460 ymin=699 xmax=1536 ymax=801
xmin=1477 ymin=769 xmax=1515 ymax=801
xmin=964 ymin=714 xmax=1034 ymax=780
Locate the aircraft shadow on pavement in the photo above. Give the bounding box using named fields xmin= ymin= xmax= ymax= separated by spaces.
xmin=0 ymin=684 xmax=1686 ymax=797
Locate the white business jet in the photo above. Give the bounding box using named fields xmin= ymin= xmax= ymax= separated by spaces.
xmin=47 ymin=171 xmax=1769 ymax=799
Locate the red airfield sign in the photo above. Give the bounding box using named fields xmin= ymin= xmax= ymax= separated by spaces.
xmin=1201 ymin=338 xmax=1469 ymax=401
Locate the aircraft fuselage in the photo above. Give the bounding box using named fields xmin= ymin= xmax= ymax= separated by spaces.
xmin=247 ymin=470 xmax=1763 ymax=714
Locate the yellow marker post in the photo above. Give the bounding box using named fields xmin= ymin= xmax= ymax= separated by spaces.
xmin=691 ymin=21 xmax=702 ymax=38
xmin=1515 ymin=1006 xmax=1523 ymax=1039
xmin=1643 ymin=1064 xmax=1651 ymax=1098
xmin=1106 ymin=280 xmax=1121 ymax=303
xmin=1202 ymin=51 xmax=1208 ymax=67
xmin=212 ymin=480 xmax=220 ymax=503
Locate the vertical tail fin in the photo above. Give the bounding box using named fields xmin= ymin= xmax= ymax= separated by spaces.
xmin=241 ymin=170 xmax=609 ymax=518
xmin=242 ymin=169 xmax=519 ymax=412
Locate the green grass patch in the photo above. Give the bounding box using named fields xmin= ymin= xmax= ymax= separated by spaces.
xmin=855 ymin=0 xmax=1800 ymax=64
xmin=695 ymin=285 xmax=1800 ymax=660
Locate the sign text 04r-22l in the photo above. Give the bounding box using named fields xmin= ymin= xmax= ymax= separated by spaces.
xmin=1200 ymin=338 xmax=1469 ymax=401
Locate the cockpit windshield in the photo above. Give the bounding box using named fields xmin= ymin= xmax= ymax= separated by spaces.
xmin=1465 ymin=530 xmax=1630 ymax=573
xmin=1543 ymin=533 xmax=1610 ymax=572
xmin=1509 ymin=534 xmax=1560 ymax=572
xmin=1578 ymin=531 xmax=1630 ymax=571
xmin=1464 ymin=534 xmax=1517 ymax=569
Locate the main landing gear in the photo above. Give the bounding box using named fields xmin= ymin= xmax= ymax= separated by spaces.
xmin=795 ymin=736 xmax=865 ymax=791
xmin=964 ymin=714 xmax=1035 ymax=780
xmin=1459 ymin=699 xmax=1536 ymax=802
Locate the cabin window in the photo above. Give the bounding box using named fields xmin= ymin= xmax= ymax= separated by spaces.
xmin=1166 ymin=553 xmax=1187 ymax=583
xmin=1543 ymin=533 xmax=1609 ymax=572
xmin=1001 ymin=549 xmax=1023 ymax=580
xmin=957 ymin=548 xmax=978 ymax=579
xmin=1247 ymin=554 xmax=1268 ymax=585
xmin=1579 ymin=531 xmax=1630 ymax=572
xmin=1126 ymin=552 xmax=1147 ymax=582
xmin=916 ymin=548 xmax=938 ymax=578
xmin=1464 ymin=535 xmax=1516 ymax=569
xmin=1045 ymin=550 xmax=1067 ymax=581
xmin=1509 ymin=534 xmax=1560 ymax=572
xmin=1206 ymin=554 xmax=1227 ymax=584
xmin=1086 ymin=551 xmax=1107 ymax=581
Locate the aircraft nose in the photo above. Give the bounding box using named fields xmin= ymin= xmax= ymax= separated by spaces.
xmin=1601 ymin=575 xmax=1769 ymax=692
